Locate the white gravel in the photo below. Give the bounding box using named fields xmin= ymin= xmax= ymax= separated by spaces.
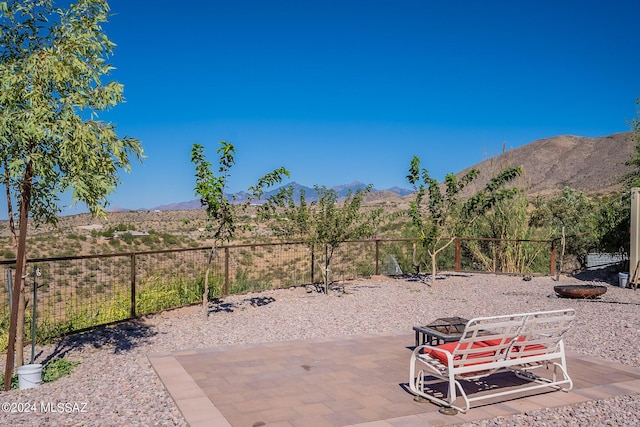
xmin=1 ymin=272 xmax=639 ymax=426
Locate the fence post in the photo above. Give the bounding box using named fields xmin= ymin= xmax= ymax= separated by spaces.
xmin=224 ymin=247 xmax=230 ymax=296
xmin=130 ymin=253 xmax=136 ymax=319
xmin=375 ymin=239 xmax=380 ymax=275
xmin=455 ymin=238 xmax=461 ymax=272
xmin=550 ymin=240 xmax=557 ymax=277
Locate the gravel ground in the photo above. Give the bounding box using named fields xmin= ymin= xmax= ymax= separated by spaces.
xmin=1 ymin=272 xmax=639 ymax=426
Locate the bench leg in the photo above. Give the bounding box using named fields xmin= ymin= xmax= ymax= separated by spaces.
xmin=409 ymin=368 xmax=470 ymax=413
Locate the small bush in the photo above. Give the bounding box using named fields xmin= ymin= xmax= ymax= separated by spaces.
xmin=43 ymin=358 xmax=80 ymax=383
xmin=1 ymin=249 xmax=15 ymax=259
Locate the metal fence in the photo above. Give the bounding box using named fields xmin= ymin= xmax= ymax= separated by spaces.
xmin=0 ymin=237 xmax=557 ymax=348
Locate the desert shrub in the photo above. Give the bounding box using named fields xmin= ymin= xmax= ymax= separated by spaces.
xmin=115 ymin=223 xmax=136 ymax=232
xmin=1 ymin=249 xmax=15 ymax=259
xmin=119 ymin=232 xmax=134 ymax=244
xmin=161 ymin=233 xmax=179 ymax=246
xmin=66 ymin=233 xmax=86 ymax=241
xmin=140 ymin=234 xmax=160 ymax=247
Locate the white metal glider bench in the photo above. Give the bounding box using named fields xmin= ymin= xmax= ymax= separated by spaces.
xmin=409 ymin=308 xmax=575 ymax=414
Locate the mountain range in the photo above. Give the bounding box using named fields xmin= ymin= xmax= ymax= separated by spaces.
xmin=122 ymin=181 xmax=413 ymax=212
xmin=109 ymin=131 xmax=636 ymax=213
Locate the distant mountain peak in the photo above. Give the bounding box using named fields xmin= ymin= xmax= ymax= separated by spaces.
xmin=138 ymin=181 xmax=412 ymax=212
xmin=386 ymin=186 xmax=413 ymax=196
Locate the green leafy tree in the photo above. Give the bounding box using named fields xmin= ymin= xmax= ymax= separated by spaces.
xmin=191 ymin=141 xmax=288 ymax=315
xmin=592 ymin=194 xmax=629 ymax=255
xmin=260 ymin=184 xmax=382 ymax=293
xmin=407 ymin=156 xmax=521 ymax=282
xmin=0 ymin=0 xmax=143 ymax=389
xmin=530 ymin=187 xmax=599 ymax=271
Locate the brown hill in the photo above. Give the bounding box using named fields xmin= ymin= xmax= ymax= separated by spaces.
xmin=456 ymin=132 xmax=635 ymax=196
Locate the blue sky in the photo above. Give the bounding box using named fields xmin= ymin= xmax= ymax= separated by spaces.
xmin=71 ymin=1 xmax=640 ymax=212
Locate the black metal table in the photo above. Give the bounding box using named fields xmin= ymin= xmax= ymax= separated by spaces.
xmin=412 ymin=317 xmax=469 ymax=347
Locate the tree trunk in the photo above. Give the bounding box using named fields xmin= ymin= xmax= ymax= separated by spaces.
xmin=202 ymin=264 xmax=210 ymax=318
xmin=430 ymin=252 xmax=437 ymax=284
xmin=15 ymin=252 xmax=26 ymax=366
xmin=429 ymin=236 xmax=457 ymax=285
xmin=202 ymin=245 xmax=217 ymax=318
xmin=4 ymin=161 xmax=33 ymax=390
xmin=324 ymin=245 xmax=329 ymax=294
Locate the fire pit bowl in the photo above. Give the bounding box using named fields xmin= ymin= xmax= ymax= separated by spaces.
xmin=554 ymin=284 xmax=607 ymax=299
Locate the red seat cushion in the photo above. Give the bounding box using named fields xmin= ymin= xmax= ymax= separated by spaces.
xmin=422 ymin=341 xmax=495 ymax=366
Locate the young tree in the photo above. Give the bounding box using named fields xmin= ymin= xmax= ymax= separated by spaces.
xmin=0 ymin=0 xmax=143 ymax=389
xmin=260 ymin=184 xmax=382 ymax=293
xmin=407 ymin=156 xmax=521 ymax=283
xmin=191 ymin=141 xmax=288 ymax=316
xmin=530 ymin=187 xmax=599 ymax=271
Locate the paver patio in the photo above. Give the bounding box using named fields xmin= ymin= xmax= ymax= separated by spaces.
xmin=148 ymin=332 xmax=640 ymax=426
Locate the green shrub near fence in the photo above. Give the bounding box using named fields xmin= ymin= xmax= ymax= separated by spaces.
xmin=136 ymin=275 xmax=206 ymax=315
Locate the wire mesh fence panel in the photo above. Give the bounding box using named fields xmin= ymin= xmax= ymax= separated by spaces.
xmin=0 ymin=255 xmax=133 ymax=351
xmin=322 ymin=241 xmax=377 ymax=283
xmin=218 ymin=243 xmax=311 ymax=295
xmin=133 ymin=249 xmax=211 ymax=316
xmin=35 ymin=257 xmax=132 ymax=337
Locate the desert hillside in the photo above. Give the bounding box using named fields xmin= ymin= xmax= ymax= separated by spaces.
xmin=457 ymin=132 xmax=635 ymax=196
